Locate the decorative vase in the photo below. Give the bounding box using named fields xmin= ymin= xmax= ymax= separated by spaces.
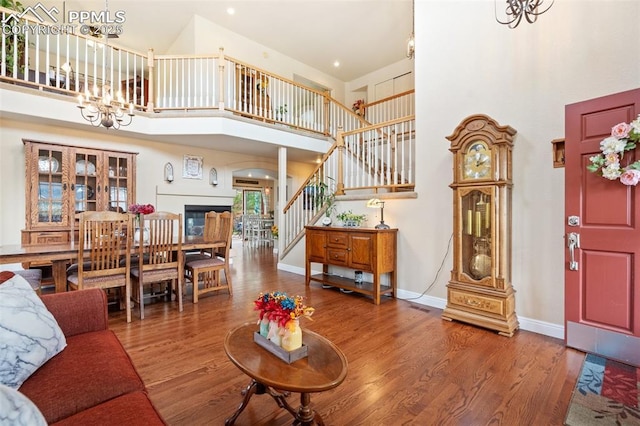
xmin=259 ymin=317 xmax=270 ymax=338
xmin=281 ymin=319 xmax=302 ymax=351
xmin=134 ymin=227 xmax=149 ymax=244
xmin=267 ymin=320 xmax=282 ymax=346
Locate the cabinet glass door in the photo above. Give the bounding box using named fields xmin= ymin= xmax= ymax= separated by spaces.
xmin=35 ymin=146 xmax=66 ymax=225
xmin=107 ymin=154 xmax=130 ymax=212
xmin=73 ymin=151 xmax=99 ymax=213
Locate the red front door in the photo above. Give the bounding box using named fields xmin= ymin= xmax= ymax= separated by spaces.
xmin=565 ymin=88 xmax=640 ymax=366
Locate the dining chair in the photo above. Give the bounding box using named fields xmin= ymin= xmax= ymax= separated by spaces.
xmin=130 ymin=212 xmax=183 ymax=319
xmin=66 ymin=211 xmax=133 ymax=323
xmin=184 ymin=211 xmax=233 ymax=303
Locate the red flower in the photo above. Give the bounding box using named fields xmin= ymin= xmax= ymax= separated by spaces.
xmin=129 ymin=203 xmax=155 ymax=215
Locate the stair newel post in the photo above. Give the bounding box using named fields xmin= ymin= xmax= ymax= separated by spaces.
xmin=336 ymin=129 xmax=345 ymax=195
xmin=146 ymin=48 xmax=155 ymax=112
xmin=218 ymin=47 xmax=226 ymax=110
xmin=323 ymin=90 xmax=331 ymax=136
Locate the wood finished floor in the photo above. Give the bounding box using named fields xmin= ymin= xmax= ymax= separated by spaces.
xmin=108 ymin=241 xmax=584 ymax=425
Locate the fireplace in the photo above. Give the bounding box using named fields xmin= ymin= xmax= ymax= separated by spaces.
xmin=184 ymin=205 xmax=232 ymax=236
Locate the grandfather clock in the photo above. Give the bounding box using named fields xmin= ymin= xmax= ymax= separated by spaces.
xmin=442 ymin=114 xmax=519 ymax=337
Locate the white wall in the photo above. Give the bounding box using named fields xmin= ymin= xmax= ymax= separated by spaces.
xmin=401 ymin=0 xmax=639 ymax=329
xmin=167 ymin=14 xmax=348 ymax=102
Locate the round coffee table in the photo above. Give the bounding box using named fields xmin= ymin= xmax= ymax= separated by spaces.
xmin=224 ymin=323 xmax=348 ymax=426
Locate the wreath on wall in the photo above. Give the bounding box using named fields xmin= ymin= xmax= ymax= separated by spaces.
xmin=587 ymin=114 xmax=640 ymax=186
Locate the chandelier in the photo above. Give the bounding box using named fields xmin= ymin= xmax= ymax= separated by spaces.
xmin=76 ymin=0 xmax=133 ymax=129
xmin=495 ymin=0 xmax=554 ymax=28
xmin=406 ymin=0 xmax=415 ymax=59
xmin=77 ymin=85 xmax=134 ymax=130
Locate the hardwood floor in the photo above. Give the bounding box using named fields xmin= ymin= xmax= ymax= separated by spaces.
xmin=109 ymin=241 xmax=584 ymax=425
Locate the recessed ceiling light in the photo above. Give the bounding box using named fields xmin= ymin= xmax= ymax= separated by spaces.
xmin=248 ymin=173 xmax=252 ymax=177
xmin=227 ymin=7 xmax=235 ymax=15
xmin=333 ymin=61 xmax=340 ymax=67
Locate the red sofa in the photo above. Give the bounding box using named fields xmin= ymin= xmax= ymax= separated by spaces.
xmin=18 ymin=289 xmax=166 ymax=425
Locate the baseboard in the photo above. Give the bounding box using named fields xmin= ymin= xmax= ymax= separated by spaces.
xmin=397 ymin=289 xmax=564 ymax=340
xmin=277 ymin=267 xmax=565 ymax=340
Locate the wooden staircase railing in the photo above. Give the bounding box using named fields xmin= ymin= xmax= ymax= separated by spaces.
xmin=281 ymin=114 xmax=415 ymax=256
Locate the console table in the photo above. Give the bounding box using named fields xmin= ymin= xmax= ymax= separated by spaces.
xmin=304 ymin=226 xmax=397 ymax=305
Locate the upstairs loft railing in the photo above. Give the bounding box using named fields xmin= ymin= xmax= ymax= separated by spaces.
xmin=0 ymin=8 xmax=148 ymax=109
xmin=0 ymin=7 xmax=412 ymax=140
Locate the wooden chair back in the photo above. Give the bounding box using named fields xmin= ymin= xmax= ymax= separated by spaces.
xmin=136 ymin=212 xmax=183 ymax=273
xmin=132 ymin=211 xmax=183 ymax=319
xmin=203 ymin=211 xmax=233 ymax=257
xmin=76 ymin=211 xmax=132 ymax=280
xmin=70 ymin=211 xmax=133 ymax=322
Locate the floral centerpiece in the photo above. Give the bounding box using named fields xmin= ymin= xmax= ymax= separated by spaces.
xmin=587 ymin=115 xmax=640 ymax=185
xmin=271 ymin=225 xmax=279 ymax=239
xmin=254 ymin=291 xmax=314 ymax=351
xmin=352 ymin=99 xmax=365 ymax=116
xmin=128 ymin=203 xmax=155 ymax=219
xmin=128 ymin=203 xmax=155 ymax=243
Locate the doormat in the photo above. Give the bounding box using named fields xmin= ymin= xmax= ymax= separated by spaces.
xmin=565 ymin=353 xmax=640 ymax=425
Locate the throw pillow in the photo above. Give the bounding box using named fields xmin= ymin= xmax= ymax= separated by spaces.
xmin=0 ymin=383 xmax=47 ymax=426
xmin=0 ymin=272 xmax=67 ymax=389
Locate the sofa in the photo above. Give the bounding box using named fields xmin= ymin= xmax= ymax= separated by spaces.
xmin=17 ymin=288 xmax=166 ymax=425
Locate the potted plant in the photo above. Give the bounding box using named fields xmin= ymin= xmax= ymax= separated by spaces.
xmin=275 ymin=104 xmax=288 ymax=121
xmin=309 ymin=177 xmax=335 ymax=225
xmin=1 ymin=0 xmax=27 ymax=76
xmin=336 ymin=210 xmax=366 ymax=227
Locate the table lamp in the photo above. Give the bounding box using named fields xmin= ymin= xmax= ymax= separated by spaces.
xmin=366 ymin=198 xmax=390 ymax=229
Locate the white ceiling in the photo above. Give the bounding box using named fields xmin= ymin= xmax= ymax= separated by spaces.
xmin=25 ymin=0 xmax=413 ymax=82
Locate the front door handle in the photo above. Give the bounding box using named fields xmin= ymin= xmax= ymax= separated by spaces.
xmin=567 ymin=232 xmax=580 ymax=271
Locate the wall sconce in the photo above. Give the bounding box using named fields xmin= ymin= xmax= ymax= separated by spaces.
xmin=366 ymin=198 xmax=390 ymax=229
xmin=209 ymin=167 xmax=218 ymax=186
xmin=164 ymin=162 xmax=174 ymax=183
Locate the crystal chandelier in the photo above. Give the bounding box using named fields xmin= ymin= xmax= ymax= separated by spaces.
xmin=406 ymin=0 xmax=415 ymax=59
xmin=495 ymin=0 xmax=554 ymax=28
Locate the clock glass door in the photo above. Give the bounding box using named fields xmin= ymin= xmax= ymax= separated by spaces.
xmin=461 ymin=189 xmax=492 ymax=282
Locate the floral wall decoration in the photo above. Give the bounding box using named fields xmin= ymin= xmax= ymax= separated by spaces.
xmin=588 ymin=115 xmax=640 ymax=186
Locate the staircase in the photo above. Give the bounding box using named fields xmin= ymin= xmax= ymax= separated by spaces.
xmin=281 ymin=102 xmax=415 ymax=256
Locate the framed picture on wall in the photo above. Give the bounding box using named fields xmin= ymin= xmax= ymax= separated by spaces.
xmin=183 ymin=155 xmax=203 ymax=179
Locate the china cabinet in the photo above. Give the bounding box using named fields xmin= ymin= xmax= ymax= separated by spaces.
xmin=442 ymin=114 xmax=519 ymax=337
xmin=22 ymin=140 xmax=137 ymax=244
xmin=305 ymin=226 xmax=397 ymax=305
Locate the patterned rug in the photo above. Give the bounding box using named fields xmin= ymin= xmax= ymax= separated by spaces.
xmin=565 ymin=353 xmax=640 ymax=425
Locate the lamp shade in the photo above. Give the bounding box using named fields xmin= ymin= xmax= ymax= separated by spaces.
xmin=366 ymin=198 xmax=383 ymax=208
xmin=366 ymin=198 xmax=390 ymax=229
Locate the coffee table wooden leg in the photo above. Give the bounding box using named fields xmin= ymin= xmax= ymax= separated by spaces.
xmin=225 ymin=379 xmax=260 ymax=426
xmin=293 ymin=392 xmax=323 ymax=426
xmin=266 ymin=387 xmax=297 ymax=417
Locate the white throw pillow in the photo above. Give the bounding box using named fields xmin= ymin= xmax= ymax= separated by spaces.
xmin=0 ymin=272 xmax=67 ymax=389
xmin=0 ymin=383 xmax=47 ymax=426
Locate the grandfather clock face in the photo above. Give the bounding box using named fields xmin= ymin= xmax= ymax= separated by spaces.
xmin=463 ymin=141 xmax=492 ymax=180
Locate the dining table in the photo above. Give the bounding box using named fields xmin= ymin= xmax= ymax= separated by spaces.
xmin=0 ymin=236 xmax=224 ymax=294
